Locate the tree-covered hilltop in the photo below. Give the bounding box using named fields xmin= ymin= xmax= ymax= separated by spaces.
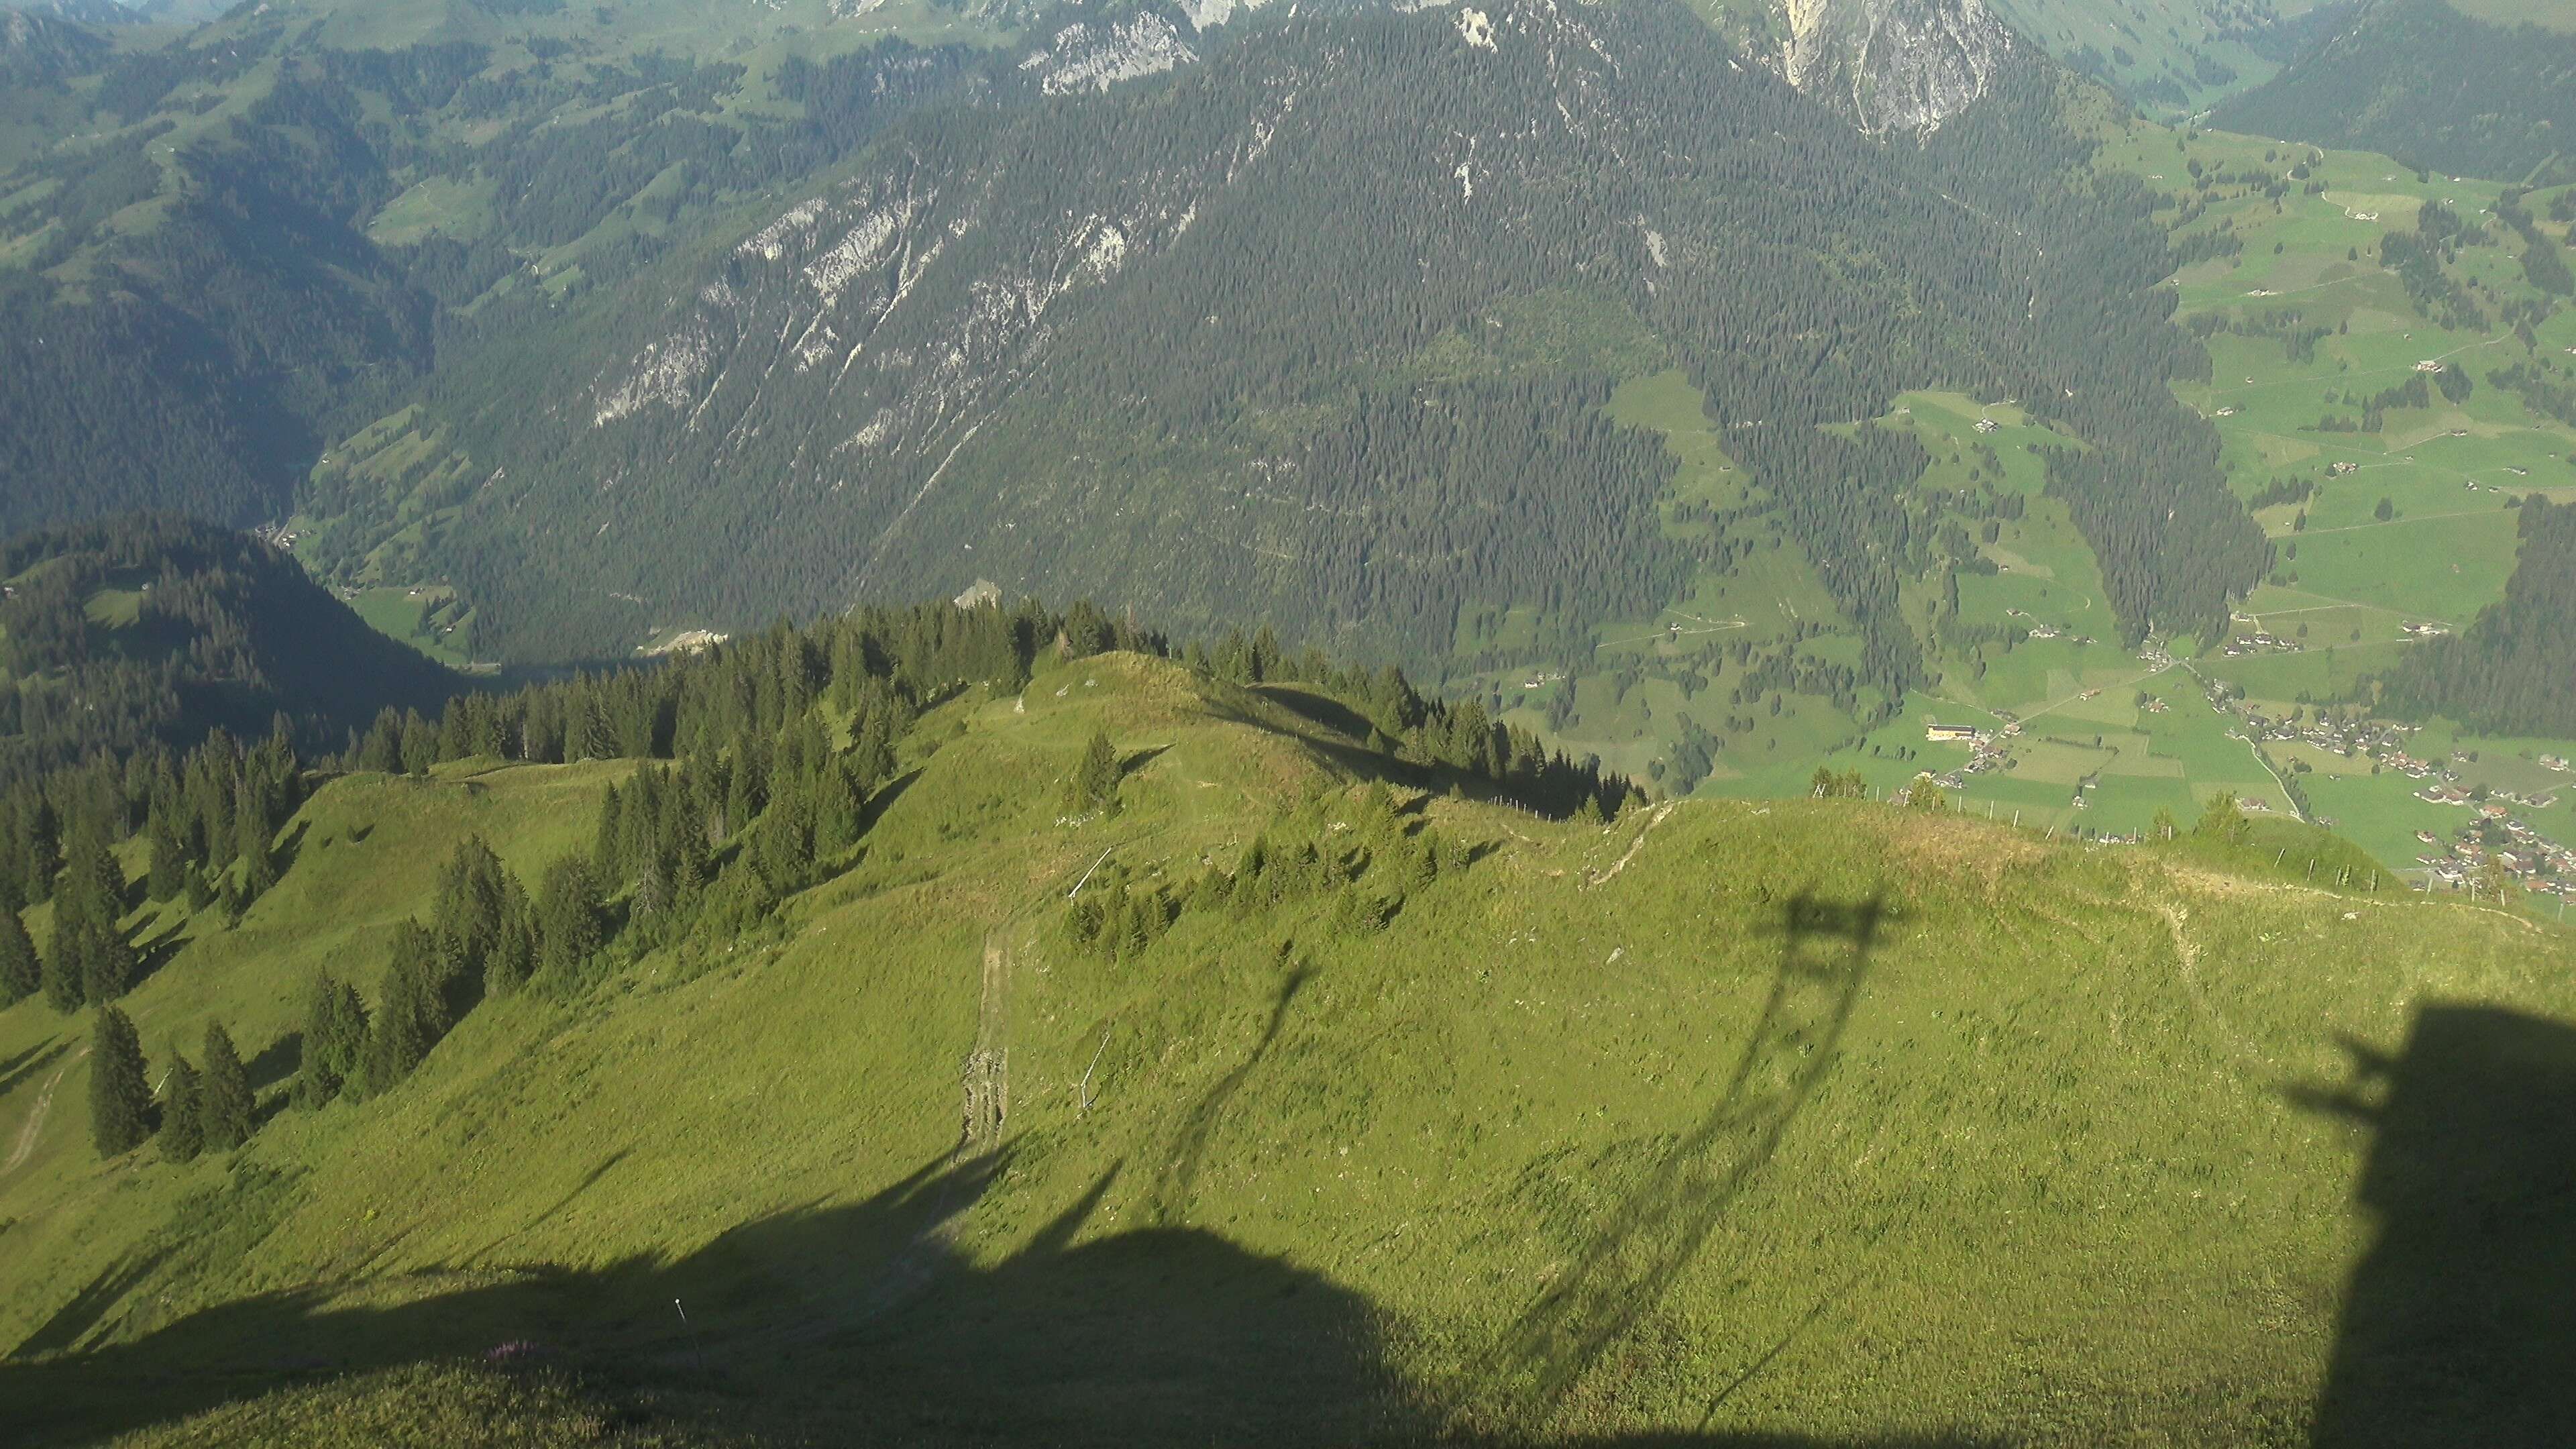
xmin=1 ymin=541 xmax=1635 ymax=1036
xmin=2212 ymin=0 xmax=2576 ymax=189
xmin=0 ymin=515 xmax=461 ymax=788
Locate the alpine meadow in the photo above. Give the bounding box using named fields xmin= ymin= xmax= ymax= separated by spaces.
xmin=3 ymin=0 xmax=2574 ymax=1444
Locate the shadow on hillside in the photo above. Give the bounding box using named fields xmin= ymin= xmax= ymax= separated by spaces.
xmin=0 ymin=1038 xmax=69 ymax=1101
xmin=2298 ymin=1005 xmax=2576 ymax=1448
xmin=1150 ymin=962 xmax=1311 ymax=1223
xmin=0 ymin=893 xmax=1998 ymax=1448
xmin=861 ymin=765 xmax=923 ymax=830
xmin=1475 ymin=892 xmax=1886 ymax=1419
xmin=1254 ymin=683 xmax=1376 ymax=743
xmin=246 ymin=1030 xmax=301 ymax=1097
xmin=123 ymin=915 xmax=191 ymax=996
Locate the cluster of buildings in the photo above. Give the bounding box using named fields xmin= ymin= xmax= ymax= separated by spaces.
xmin=2414 ymin=802 xmax=2576 ymax=898
xmin=2219 ymin=629 xmax=2304 ymax=658
xmin=1923 ymin=717 xmax=2018 ymax=792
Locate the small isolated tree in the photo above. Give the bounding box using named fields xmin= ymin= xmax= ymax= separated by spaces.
xmin=159 ymin=1053 xmax=203 ymax=1164
xmin=0 ymin=906 xmax=38 ymax=1006
xmin=1907 ymin=774 xmax=1947 ymax=812
xmin=89 ymin=1006 xmax=151 ymax=1157
xmin=2374 ymin=496 xmax=2396 ymax=522
xmin=200 ymin=1021 xmax=255 ymax=1152
xmin=1071 ymin=731 xmax=1122 ymax=816
xmin=2197 ymin=789 xmax=2249 ymax=845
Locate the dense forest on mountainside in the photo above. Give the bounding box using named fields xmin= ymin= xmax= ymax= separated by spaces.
xmin=0 ymin=0 xmax=2270 ymax=693
xmin=2212 ymin=0 xmax=2576 ymax=187
xmin=0 ymin=9 xmax=1002 ymax=536
xmin=2381 ymin=497 xmax=2576 ymax=737
xmin=396 ymin=0 xmax=2256 ymax=684
xmin=0 ymin=515 xmax=461 ymax=788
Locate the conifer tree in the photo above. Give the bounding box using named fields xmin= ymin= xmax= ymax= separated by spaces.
xmin=41 ymin=920 xmax=82 ymax=1012
xmin=592 ymin=784 xmax=626 ymax=883
xmin=489 ymin=873 xmax=537 ymax=995
xmin=851 ymin=710 xmax=896 ymax=794
xmin=81 ymin=924 xmax=136 ymax=1006
xmin=1072 ymin=731 xmax=1122 ymax=815
xmin=237 ymin=806 xmax=277 ymax=902
xmin=88 ymin=1006 xmax=150 ymax=1157
xmin=814 ymin=761 xmax=862 ymax=855
xmin=146 ymin=813 xmax=188 ymax=902
xmin=0 ymin=906 xmax=38 ymax=1007
xmin=361 ymin=926 xmax=447 ymax=1094
xmin=200 ymin=1021 xmax=255 ymax=1151
xmin=159 ymin=1053 xmax=203 ymax=1163
xmin=296 ymin=972 xmax=370 ymax=1107
xmin=535 ymin=858 xmax=604 ymax=985
xmin=2197 ymin=789 xmax=2249 ymax=844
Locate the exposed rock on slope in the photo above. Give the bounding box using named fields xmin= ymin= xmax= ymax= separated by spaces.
xmin=1777 ymin=0 xmax=2013 ymax=133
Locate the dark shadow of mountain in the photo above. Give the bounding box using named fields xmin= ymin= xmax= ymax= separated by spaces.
xmin=2297 ymin=1004 xmax=2576 ymax=1448
xmin=0 ymin=1150 xmax=1405 ymax=1448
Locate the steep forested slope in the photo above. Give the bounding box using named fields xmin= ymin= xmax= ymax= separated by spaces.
xmin=0 ymin=515 xmax=463 ymax=786
xmin=2212 ymin=0 xmax=2576 ymax=187
xmin=0 ymin=0 xmax=1022 ymax=537
xmin=391 ymin=0 xmax=2257 ymax=684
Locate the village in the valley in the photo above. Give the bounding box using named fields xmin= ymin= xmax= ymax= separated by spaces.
xmin=1911 ymin=631 xmax=2576 ymax=904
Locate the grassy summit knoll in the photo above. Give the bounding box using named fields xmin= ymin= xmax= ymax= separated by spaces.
xmin=2 ymin=649 xmax=2571 ymax=1446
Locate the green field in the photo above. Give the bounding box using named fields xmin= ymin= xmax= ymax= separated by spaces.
xmin=345 ymin=586 xmax=478 ymax=670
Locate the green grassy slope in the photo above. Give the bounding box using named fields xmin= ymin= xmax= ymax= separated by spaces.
xmin=3 ymin=650 xmax=2570 ymax=1446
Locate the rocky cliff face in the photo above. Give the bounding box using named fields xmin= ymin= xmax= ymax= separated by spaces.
xmin=1771 ymin=0 xmax=2013 ymax=134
